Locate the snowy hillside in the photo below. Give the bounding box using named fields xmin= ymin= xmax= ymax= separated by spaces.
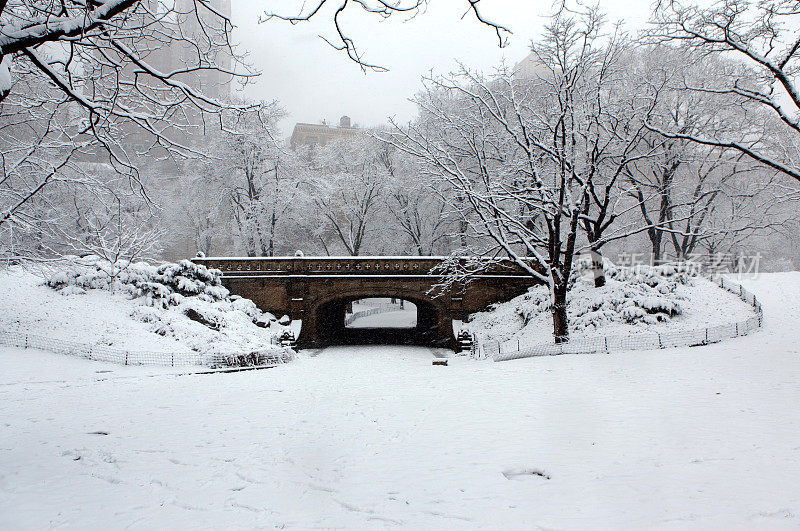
xmin=467 ymin=264 xmax=756 ymax=346
xmin=0 ymin=260 xmax=293 ymax=363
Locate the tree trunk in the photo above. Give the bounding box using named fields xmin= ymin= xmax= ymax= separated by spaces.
xmin=551 ymin=286 xmax=568 ymax=343
xmin=267 ymin=210 xmax=277 ymax=257
xmin=651 ymin=235 xmax=662 ymax=265
xmin=590 ymin=247 xmax=605 ymax=288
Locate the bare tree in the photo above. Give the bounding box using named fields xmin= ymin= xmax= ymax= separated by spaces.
xmin=50 ymin=190 xmax=162 ymax=291
xmin=380 ymin=146 xmax=453 ymax=256
xmin=648 ymin=0 xmax=800 ymax=184
xmin=0 ymin=0 xmax=271 ymax=260
xmin=570 ymin=49 xmax=663 ymax=287
xmin=622 ymin=45 xmax=797 ymax=263
xmin=215 ymin=121 xmax=307 ymax=257
xmin=262 ymin=0 xmax=511 ymax=72
xmin=0 ymin=0 xmax=270 ymax=162
xmin=300 ymin=136 xmax=390 ymax=256
xmin=390 ymin=6 xmax=640 ymax=341
xmin=388 ymin=181 xmax=452 ymax=256
xmin=182 ymin=173 xmax=228 ymax=257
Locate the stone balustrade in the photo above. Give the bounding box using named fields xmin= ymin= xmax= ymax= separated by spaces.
xmin=193 ymin=256 xmax=536 ymax=278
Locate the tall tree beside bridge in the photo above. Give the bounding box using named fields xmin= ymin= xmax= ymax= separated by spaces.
xmin=385 ymin=149 xmax=456 ymax=256
xmin=211 ymin=119 xmax=309 ymax=258
xmin=389 ymin=6 xmax=660 ymax=342
xmin=299 ymin=136 xmax=392 ymax=257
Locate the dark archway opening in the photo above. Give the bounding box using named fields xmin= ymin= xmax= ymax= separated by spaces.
xmin=314 ymin=296 xmax=442 ymax=346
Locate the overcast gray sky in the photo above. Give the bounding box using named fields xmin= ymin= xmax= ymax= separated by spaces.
xmin=231 ymin=1 xmax=653 ymax=136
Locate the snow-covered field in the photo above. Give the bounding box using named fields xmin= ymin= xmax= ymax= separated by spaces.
xmin=1 ymin=273 xmax=799 ymax=528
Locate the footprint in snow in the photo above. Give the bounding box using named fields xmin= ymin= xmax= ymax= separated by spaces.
xmin=502 ymin=468 xmax=550 ymax=480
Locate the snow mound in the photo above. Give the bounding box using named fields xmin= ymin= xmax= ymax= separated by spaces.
xmin=467 ymin=263 xmax=755 ymax=345
xmin=0 ymin=258 xmax=295 ymax=363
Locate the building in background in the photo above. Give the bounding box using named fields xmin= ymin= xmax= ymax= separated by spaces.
xmin=82 ymin=0 xmax=233 ymax=157
xmin=513 ymin=51 xmax=549 ymax=80
xmin=290 ymin=116 xmax=361 ymax=150
xmin=151 ymin=0 xmax=233 ymax=101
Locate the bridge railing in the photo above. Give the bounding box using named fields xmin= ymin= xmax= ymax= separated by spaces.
xmin=192 ymin=256 xmax=537 ymax=277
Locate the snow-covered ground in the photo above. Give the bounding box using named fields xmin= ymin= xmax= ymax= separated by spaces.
xmin=348 ymin=307 xmax=418 ymax=328
xmin=346 ymin=298 xmax=418 ymax=328
xmin=1 ymin=273 xmax=799 ymax=528
xmin=0 ymin=266 xmax=194 ymax=354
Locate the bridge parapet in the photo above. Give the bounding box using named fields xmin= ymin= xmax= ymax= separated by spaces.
xmin=193 ymin=256 xmax=536 ymax=278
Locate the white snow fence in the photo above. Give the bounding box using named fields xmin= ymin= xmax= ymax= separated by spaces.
xmin=0 ymin=330 xmax=294 ymax=369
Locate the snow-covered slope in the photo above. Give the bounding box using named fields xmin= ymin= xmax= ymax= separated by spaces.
xmin=0 ymin=261 xmax=291 ymax=359
xmin=467 ymin=265 xmax=756 ymax=346
xmin=0 ymin=273 xmax=798 ymax=528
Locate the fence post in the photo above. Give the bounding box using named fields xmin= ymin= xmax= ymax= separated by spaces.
xmin=125 ymin=352 xmax=128 ymax=366
xmin=658 ymin=333 xmax=663 ymax=349
xmin=171 ymin=353 xmax=174 ymax=367
xmin=705 ymin=328 xmax=708 ymax=344
xmin=604 ymin=336 xmax=608 ymax=353
xmin=735 ymin=322 xmax=739 ymax=336
xmin=24 ymin=335 xmax=28 ymax=349
xmin=88 ymin=345 xmax=92 ymax=360
xmin=517 ymin=338 xmax=520 ymax=351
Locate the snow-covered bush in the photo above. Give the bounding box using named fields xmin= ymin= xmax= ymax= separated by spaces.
xmin=47 ymin=256 xmax=233 ymax=307
xmin=467 ymin=263 xmax=693 ymax=344
xmin=521 ymin=263 xmax=686 ymax=328
xmin=45 ymin=257 xmax=292 ymax=361
xmin=47 ymin=257 xmax=228 ymax=307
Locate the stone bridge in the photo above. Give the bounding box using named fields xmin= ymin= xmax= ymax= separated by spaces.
xmin=192 ymin=256 xmax=540 ymax=349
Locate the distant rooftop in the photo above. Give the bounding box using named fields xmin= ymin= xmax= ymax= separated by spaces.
xmin=290 ymin=115 xmax=361 ymax=150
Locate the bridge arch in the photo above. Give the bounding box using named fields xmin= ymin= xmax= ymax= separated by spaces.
xmin=298 ymin=289 xmax=453 ymax=349
xmin=192 ymin=256 xmax=540 ymax=350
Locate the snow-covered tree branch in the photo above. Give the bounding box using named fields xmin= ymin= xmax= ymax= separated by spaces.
xmin=388 ymin=5 xmax=644 ymax=341
xmin=261 ymin=0 xmax=511 ymax=72
xmin=649 ymin=0 xmax=800 ymax=184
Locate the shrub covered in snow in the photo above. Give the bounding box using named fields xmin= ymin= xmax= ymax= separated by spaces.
xmin=467 ymin=263 xmax=693 ymax=344
xmin=45 ymin=257 xmax=292 ymax=360
xmin=48 ymin=256 xmax=231 ymax=308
